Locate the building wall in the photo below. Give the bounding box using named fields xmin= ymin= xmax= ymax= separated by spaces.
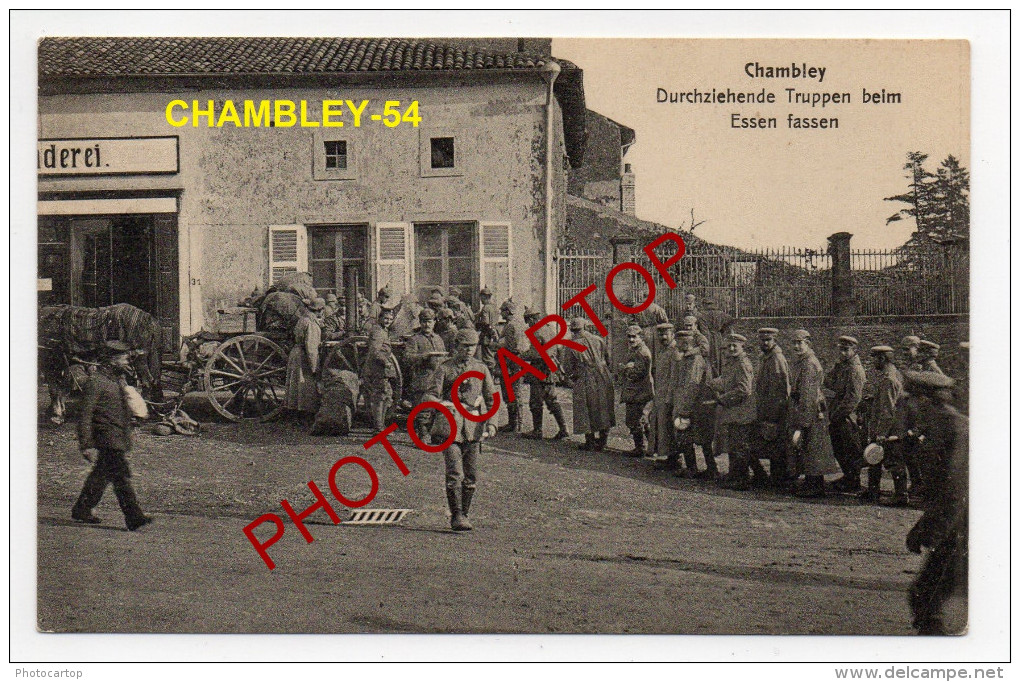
xmin=39 ymin=75 xmax=565 ymax=333
xmin=567 ymin=109 xmax=623 ymax=208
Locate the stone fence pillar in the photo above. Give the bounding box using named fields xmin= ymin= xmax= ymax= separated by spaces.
xmin=828 ymin=231 xmax=854 ymax=317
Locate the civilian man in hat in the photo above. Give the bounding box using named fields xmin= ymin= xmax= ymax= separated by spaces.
xmin=713 ymin=333 xmax=759 ymax=490
xmin=72 ymin=340 xmax=152 ymax=531
xmin=825 ymin=335 xmax=867 ymax=493
xmin=682 ymin=315 xmax=711 ymax=359
xmin=618 ymin=325 xmax=654 ymax=456
xmin=563 ymin=318 xmax=616 ymax=451
xmin=860 ymin=346 xmax=906 ymax=504
xmin=362 ymin=307 xmax=398 ymax=431
xmin=754 ymin=327 xmax=791 ymax=488
xmin=404 ymin=308 xmax=446 ymax=406
xmin=497 ymin=299 xmax=529 ymax=434
xmin=673 ymin=328 xmax=718 ymax=479
xmin=425 ymin=328 xmax=497 ymax=532
xmin=649 ymin=323 xmax=681 ymax=467
xmin=787 ymin=329 xmax=840 ymax=498
xmin=522 ymin=306 xmax=569 ymax=441
xmin=902 ymin=371 xmax=968 ymax=635
xmin=919 ymin=340 xmax=945 ymax=376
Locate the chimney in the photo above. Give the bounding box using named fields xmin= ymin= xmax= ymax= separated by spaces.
xmin=620 ymin=163 xmax=636 ymax=216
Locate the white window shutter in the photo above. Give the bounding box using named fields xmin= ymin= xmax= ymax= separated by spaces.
xmin=268 ymin=224 xmax=308 ymax=285
xmin=480 ymin=222 xmax=512 ymax=305
xmin=375 ymin=222 xmax=412 ymax=297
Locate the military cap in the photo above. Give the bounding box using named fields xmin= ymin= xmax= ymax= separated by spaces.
xmin=325 ymin=292 xmax=338 ymax=303
xmin=307 ymin=297 xmax=326 ymax=312
xmin=726 ymin=332 xmax=747 ymax=344
xmin=479 ymin=286 xmax=493 ymax=297
xmin=523 ymin=305 xmax=540 ymax=319
xmin=901 ymin=335 xmax=921 ymax=348
xmin=675 ymin=329 xmax=693 ymax=338
xmin=570 ymin=317 xmax=588 ymax=331
xmin=757 ymin=327 xmax=780 ymax=336
xmin=427 ymin=291 xmax=445 ymax=305
xmin=625 ymin=325 xmax=643 ymax=337
xmin=790 ymin=329 xmax=811 ymax=341
xmin=377 ymin=303 xmax=397 ymax=316
xmin=101 ymin=339 xmax=133 ymax=356
xmin=837 ymin=335 xmax=859 ymax=346
xmin=683 ymin=315 xmax=699 ymax=325
xmin=655 ymin=322 xmax=675 ymax=331
xmin=870 ymin=345 xmax=895 ymax=355
xmin=919 ymin=339 xmax=940 ymax=351
xmin=902 ymin=370 xmax=955 ymax=391
xmin=456 ymin=329 xmax=480 ymax=346
xmin=502 ymin=299 xmax=519 ymax=315
xmin=438 ymin=307 xmax=455 ymax=319
xmin=426 ymin=350 xmax=449 ymax=358
xmin=378 ymin=284 xmax=393 ymax=298
xmin=418 ymin=308 xmax=436 ymax=322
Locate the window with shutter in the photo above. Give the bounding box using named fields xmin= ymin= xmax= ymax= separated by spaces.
xmin=480 ymin=222 xmax=512 ymax=306
xmin=268 ymin=225 xmax=308 ymax=285
xmin=374 ymin=222 xmax=412 ymax=297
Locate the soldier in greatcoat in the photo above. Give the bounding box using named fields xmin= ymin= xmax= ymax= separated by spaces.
xmin=362 ymin=307 xmax=398 ymax=431
xmin=682 ymin=315 xmax=712 ymax=359
xmin=632 ymin=297 xmax=669 ymax=364
xmin=787 ymin=329 xmax=840 ymax=498
xmin=425 ymin=329 xmax=497 ymax=532
xmin=754 ymin=327 xmax=791 ymax=488
xmin=899 ymin=335 xmax=925 ymax=494
xmin=617 ymin=325 xmax=653 ymax=457
xmin=903 ymin=371 xmax=968 ymax=635
xmin=497 ymin=299 xmax=529 ymax=434
xmin=860 ymin=346 xmax=906 ymax=504
xmin=672 ymin=329 xmax=718 ymax=479
xmin=919 ymin=339 xmax=945 ymax=375
xmin=475 ymin=286 xmax=500 ymax=336
xmin=521 ymin=306 xmax=569 ymax=440
xmin=825 ymin=335 xmax=867 ymax=493
xmin=563 ymin=317 xmax=617 ymax=451
xmin=713 ymin=333 xmax=759 ymax=490
xmin=72 ymin=340 xmax=152 ymax=531
xmin=649 ymin=323 xmax=682 ymax=468
xmin=404 ymin=308 xmax=446 ymax=418
xmin=699 ymin=298 xmax=736 ymax=376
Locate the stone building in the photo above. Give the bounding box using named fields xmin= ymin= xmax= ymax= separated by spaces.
xmin=37 ymin=37 xmax=587 ymax=348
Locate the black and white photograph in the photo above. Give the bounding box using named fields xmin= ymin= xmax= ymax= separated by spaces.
xmin=10 ymin=9 xmax=1011 ymax=673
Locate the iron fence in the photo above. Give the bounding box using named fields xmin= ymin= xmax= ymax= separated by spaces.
xmin=556 ymin=241 xmax=968 ymax=319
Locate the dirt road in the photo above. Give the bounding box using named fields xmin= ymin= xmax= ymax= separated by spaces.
xmin=37 ymin=395 xmax=928 ymax=635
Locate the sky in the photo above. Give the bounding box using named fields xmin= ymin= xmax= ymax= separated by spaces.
xmin=552 ymin=39 xmax=969 ymax=250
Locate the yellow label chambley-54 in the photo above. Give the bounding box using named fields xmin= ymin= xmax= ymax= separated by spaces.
xmin=165 ymin=99 xmax=421 ymax=128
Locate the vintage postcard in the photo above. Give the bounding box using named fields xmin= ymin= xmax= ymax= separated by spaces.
xmin=25 ymin=25 xmax=992 ymax=659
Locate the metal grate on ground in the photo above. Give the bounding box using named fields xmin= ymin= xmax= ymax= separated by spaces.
xmin=343 ymin=509 xmax=413 ymax=525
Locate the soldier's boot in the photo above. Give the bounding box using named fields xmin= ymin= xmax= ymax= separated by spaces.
xmin=524 ymin=407 xmax=544 ymax=439
xmin=699 ymin=443 xmax=720 ymax=479
xmin=906 ymin=459 xmax=924 ymax=497
xmin=447 ymin=488 xmax=472 ymax=531
xmin=832 ymin=467 xmax=863 ymax=493
xmin=749 ymin=457 xmax=772 ymax=488
xmin=680 ymin=447 xmax=699 ymax=477
xmin=461 ymin=485 xmax=475 ymax=517
xmin=628 ymin=429 xmax=646 ymax=457
xmin=549 ymin=403 xmax=569 ymax=440
xmin=579 ymin=433 xmax=595 ymax=451
xmin=595 ymin=431 xmax=608 ymax=451
xmin=795 ymin=475 xmax=826 ymax=498
xmin=859 ymin=467 xmax=883 ymax=503
xmin=499 ymin=403 xmax=521 ymax=434
xmin=883 ymin=472 xmax=910 ymax=507
xmin=721 ymin=453 xmax=750 ymax=490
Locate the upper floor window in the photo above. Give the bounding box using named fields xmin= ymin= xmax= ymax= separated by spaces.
xmin=324 ymin=140 xmax=348 ymax=170
xmin=430 ymin=137 xmax=455 ymax=169
xmin=313 ymin=133 xmax=356 ymax=180
xmin=420 ymin=128 xmax=463 ymax=178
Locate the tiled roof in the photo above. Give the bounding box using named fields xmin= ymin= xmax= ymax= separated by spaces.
xmin=38 ymin=37 xmax=551 ymax=77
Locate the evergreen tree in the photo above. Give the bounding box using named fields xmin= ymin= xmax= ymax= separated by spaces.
xmin=885 ymin=151 xmax=969 ymax=248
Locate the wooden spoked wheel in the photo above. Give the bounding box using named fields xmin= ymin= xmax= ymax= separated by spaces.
xmin=203 ymin=334 xmax=288 ymax=422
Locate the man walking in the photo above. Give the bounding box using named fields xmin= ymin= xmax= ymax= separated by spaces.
xmin=618 ymin=325 xmax=653 ymax=457
xmin=825 ymin=335 xmax=867 ymax=493
xmin=753 ymin=327 xmax=790 ymax=488
xmin=425 ymin=329 xmax=497 ymax=532
xmin=788 ymin=330 xmax=840 ymax=498
xmin=72 ymin=340 xmax=152 ymax=531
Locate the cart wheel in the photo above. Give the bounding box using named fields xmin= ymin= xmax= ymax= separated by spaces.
xmin=203 ymin=334 xmax=288 ymax=422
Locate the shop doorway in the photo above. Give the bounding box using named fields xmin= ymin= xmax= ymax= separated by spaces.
xmin=38 ymin=213 xmax=179 ymax=351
